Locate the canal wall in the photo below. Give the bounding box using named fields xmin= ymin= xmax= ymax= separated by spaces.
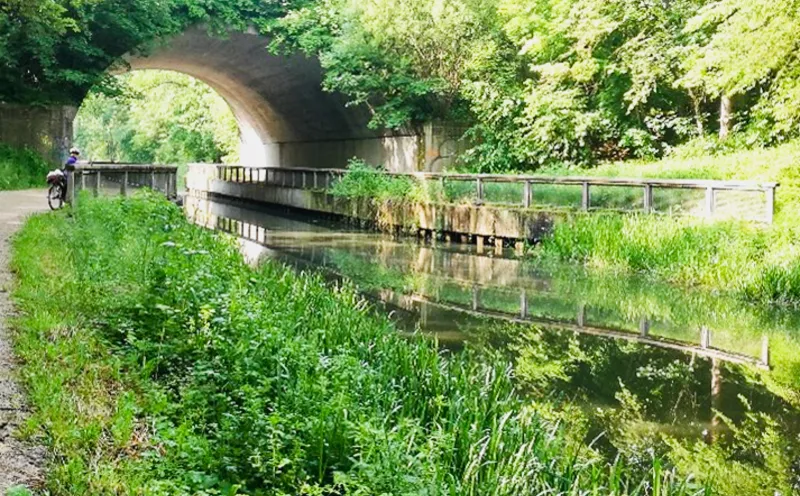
xmin=187 ymin=166 xmax=556 ymax=244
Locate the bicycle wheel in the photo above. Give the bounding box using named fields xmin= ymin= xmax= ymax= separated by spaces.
xmin=48 ymin=185 xmax=64 ymax=210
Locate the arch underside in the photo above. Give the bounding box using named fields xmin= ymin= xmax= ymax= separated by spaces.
xmin=126 ymin=28 xmax=420 ymax=170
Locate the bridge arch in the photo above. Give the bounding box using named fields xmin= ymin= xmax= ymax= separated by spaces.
xmin=120 ymin=27 xmax=419 ymax=170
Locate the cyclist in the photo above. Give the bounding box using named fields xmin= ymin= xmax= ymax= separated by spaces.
xmin=61 ymin=147 xmax=80 ymax=200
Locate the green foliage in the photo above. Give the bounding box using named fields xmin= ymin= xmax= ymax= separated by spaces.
xmin=4 ymin=486 xmax=33 ymax=496
xmin=74 ymin=71 xmax=240 ymax=165
xmin=10 ymin=194 xmax=706 ymax=494
xmin=0 ymin=144 xmax=52 ymax=191
xmin=532 ymin=212 xmax=800 ymax=307
xmin=329 ymin=159 xmax=420 ymax=200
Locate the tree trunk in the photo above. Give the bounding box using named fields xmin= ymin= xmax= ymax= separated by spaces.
xmin=719 ymin=94 xmax=733 ymax=140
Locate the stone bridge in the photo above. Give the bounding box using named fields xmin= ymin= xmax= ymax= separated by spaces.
xmin=0 ymin=27 xmax=464 ymax=171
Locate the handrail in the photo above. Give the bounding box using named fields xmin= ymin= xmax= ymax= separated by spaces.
xmin=76 ymin=162 xmax=179 ymax=173
xmin=206 ymin=165 xmax=779 ymax=223
xmin=213 ymin=165 xmax=778 ymax=191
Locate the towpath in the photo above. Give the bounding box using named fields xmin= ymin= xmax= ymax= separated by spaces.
xmin=0 ymin=190 xmax=48 ymax=492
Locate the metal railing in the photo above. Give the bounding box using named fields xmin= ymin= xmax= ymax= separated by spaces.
xmin=214 ymin=165 xmax=779 ymax=223
xmin=70 ymin=163 xmax=179 ymax=203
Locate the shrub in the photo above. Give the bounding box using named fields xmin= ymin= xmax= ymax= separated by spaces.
xmin=0 ymin=144 xmax=51 ymax=191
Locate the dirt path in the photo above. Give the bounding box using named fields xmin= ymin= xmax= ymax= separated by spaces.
xmin=0 ymin=190 xmax=49 ymax=493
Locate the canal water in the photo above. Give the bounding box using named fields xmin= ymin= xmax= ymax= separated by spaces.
xmin=186 ymin=195 xmax=800 ymax=457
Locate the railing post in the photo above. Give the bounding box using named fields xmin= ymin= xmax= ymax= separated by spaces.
xmin=96 ymin=170 xmax=102 ymax=197
xmin=268 ymin=169 xmax=274 ymax=184
xmin=577 ymin=304 xmax=586 ymax=327
xmin=476 ymin=178 xmax=484 ymax=201
xmin=765 ymin=187 xmax=775 ymax=224
xmin=472 ymin=286 xmax=480 ymax=311
xmin=639 ymin=317 xmax=650 ymax=337
xmin=520 ymin=290 xmax=528 ymax=318
xmin=150 ymin=171 xmax=156 ymax=190
xmin=523 ymin=181 xmax=532 ymax=208
xmin=581 ymin=182 xmax=590 ymax=211
xmin=761 ymin=335 xmax=770 ymax=368
xmin=643 ymin=184 xmax=653 ymax=214
xmin=700 ymin=326 xmax=711 ymax=349
xmin=69 ymin=172 xmax=76 ymax=204
xmin=79 ymin=170 xmax=86 ymax=192
xmin=313 ymin=171 xmax=318 ymax=189
xmin=302 ymin=171 xmax=307 ymax=189
xmin=705 ymin=187 xmax=715 ymax=217
xmin=121 ymin=171 xmax=128 ymax=196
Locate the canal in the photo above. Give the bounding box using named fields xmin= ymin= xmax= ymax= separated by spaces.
xmin=186 ymin=194 xmax=800 ymax=461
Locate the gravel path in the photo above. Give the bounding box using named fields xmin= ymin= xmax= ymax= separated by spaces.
xmin=0 ymin=190 xmax=49 ymax=493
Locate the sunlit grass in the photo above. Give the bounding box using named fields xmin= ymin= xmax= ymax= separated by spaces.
xmin=9 ymin=193 xmax=706 ymax=495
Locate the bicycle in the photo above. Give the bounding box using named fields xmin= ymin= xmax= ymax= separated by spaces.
xmin=46 ymin=170 xmax=67 ymax=210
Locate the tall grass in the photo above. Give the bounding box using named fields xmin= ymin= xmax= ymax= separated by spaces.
xmin=9 ymin=194 xmax=706 ymax=495
xmin=0 ymin=144 xmax=52 ymax=191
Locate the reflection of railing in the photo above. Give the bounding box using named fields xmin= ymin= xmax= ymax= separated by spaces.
xmin=70 ymin=163 xmax=179 ymax=203
xmin=397 ymin=290 xmax=771 ymax=370
xmin=213 ymin=165 xmax=780 ymax=223
xmin=210 ymin=211 xmax=771 ymax=370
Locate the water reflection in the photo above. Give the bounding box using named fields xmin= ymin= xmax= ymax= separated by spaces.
xmin=185 ymin=195 xmax=800 ymax=448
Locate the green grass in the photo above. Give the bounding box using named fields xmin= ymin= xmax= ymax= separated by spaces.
xmin=0 ymin=144 xmax=52 ymax=191
xmin=9 ymin=194 xmax=705 ymax=495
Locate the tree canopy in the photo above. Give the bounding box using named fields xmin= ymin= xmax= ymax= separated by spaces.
xmin=5 ymin=0 xmax=800 ymax=170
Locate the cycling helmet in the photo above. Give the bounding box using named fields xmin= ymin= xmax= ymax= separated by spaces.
xmin=69 ymin=147 xmax=80 ymax=155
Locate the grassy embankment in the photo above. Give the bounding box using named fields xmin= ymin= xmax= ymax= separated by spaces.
xmin=0 ymin=144 xmax=51 ymax=191
xmin=331 ymin=142 xmax=800 ymax=307
xmin=10 ymin=194 xmax=703 ymax=495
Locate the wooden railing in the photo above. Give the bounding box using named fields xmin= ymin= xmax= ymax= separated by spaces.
xmin=213 ymin=165 xmax=780 ymax=223
xmin=70 ymin=163 xmax=179 ymax=203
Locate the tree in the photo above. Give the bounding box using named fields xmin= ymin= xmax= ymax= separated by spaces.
xmin=75 ymin=71 xmax=240 ymax=164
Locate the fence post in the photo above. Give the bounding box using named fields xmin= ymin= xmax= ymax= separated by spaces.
xmin=121 ymin=171 xmax=128 ymax=196
xmin=150 ymin=171 xmax=156 ymax=190
xmin=643 ymin=185 xmax=653 ymax=214
xmin=96 ymin=170 xmax=102 ymax=197
xmin=765 ymin=187 xmax=775 ymax=224
xmin=476 ymin=178 xmax=484 ymax=201
xmin=523 ymin=181 xmax=532 ymax=208
xmin=581 ymin=182 xmax=590 ymax=210
xmin=313 ymin=171 xmax=318 ymax=189
xmin=705 ymin=187 xmax=715 ymax=217
xmin=761 ymin=335 xmax=770 ymax=368
xmin=472 ymin=286 xmax=480 ymax=311
xmin=302 ymin=171 xmax=307 ymax=189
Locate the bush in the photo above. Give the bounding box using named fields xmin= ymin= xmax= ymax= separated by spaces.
xmin=0 ymin=144 xmax=51 ymax=191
